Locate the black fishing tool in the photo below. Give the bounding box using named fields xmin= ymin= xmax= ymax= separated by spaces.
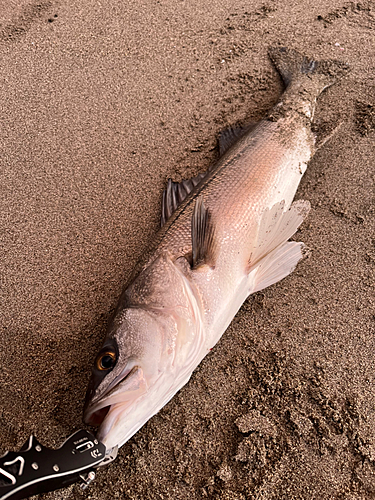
xmin=0 ymin=429 xmax=117 ymax=499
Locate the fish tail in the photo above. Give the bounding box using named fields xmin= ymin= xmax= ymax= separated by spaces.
xmin=268 ymin=46 xmax=350 ymax=93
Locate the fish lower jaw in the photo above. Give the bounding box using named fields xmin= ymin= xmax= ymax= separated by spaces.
xmin=96 ymin=402 xmax=131 ymax=448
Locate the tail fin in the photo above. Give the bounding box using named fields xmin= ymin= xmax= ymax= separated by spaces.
xmin=268 ymin=47 xmax=350 ymax=92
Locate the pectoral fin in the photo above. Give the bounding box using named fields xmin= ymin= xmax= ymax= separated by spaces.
xmin=191 ymin=196 xmax=216 ymax=269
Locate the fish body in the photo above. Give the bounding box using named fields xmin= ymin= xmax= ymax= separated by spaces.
xmin=83 ymin=48 xmax=348 ymax=451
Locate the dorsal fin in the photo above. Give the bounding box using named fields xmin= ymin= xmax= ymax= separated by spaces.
xmin=218 ymin=122 xmax=258 ymax=156
xmin=160 ymin=172 xmax=207 ymax=227
xmin=191 ymin=196 xmax=216 ymax=269
xmin=161 ymin=122 xmax=259 ymax=227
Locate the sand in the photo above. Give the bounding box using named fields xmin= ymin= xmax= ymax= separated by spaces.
xmin=0 ymin=0 xmax=374 ymax=498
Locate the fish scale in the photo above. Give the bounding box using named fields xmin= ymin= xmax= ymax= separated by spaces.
xmin=155 ymin=119 xmax=309 ymax=264
xmin=83 ymin=47 xmax=349 ymax=452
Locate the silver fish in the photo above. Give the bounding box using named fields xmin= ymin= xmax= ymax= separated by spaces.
xmin=83 ymin=48 xmax=348 ymax=452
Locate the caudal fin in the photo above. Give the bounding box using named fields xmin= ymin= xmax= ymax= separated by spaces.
xmin=269 ymin=46 xmax=350 ymax=92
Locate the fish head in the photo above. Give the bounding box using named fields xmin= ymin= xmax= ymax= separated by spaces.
xmin=83 ymin=253 xmax=203 ymax=450
xmin=83 ymin=306 xmax=167 ymax=438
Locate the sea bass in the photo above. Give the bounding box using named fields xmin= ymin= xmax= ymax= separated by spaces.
xmin=83 ymin=48 xmax=348 ymax=452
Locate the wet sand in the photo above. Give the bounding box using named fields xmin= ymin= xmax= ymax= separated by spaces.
xmin=0 ymin=0 xmax=374 ymax=498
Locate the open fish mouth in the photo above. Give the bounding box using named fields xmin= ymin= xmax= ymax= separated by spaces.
xmin=85 ymin=405 xmax=111 ymax=426
xmin=84 ymin=365 xmax=147 ymax=427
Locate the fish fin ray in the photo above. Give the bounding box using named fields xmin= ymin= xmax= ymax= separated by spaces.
xmin=218 ymin=122 xmax=258 ymax=156
xmin=191 ymin=196 xmax=216 ymax=269
xmin=248 ymin=199 xmax=310 ymax=272
xmin=268 ymin=47 xmax=350 ymax=90
xmin=161 ymin=173 xmax=207 ymax=227
xmin=251 ymin=241 xmax=308 ymax=293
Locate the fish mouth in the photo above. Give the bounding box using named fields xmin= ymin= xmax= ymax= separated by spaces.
xmin=85 ymin=405 xmax=111 ymax=427
xmin=83 ymin=365 xmax=147 ymax=427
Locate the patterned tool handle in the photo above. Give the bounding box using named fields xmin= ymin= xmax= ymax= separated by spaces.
xmin=0 ymin=429 xmax=107 ymax=500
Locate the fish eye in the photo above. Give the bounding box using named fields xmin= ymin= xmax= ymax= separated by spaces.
xmin=95 ymin=350 xmax=117 ymax=371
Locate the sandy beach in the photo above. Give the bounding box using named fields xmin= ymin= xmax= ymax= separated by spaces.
xmin=0 ymin=0 xmax=374 ymax=498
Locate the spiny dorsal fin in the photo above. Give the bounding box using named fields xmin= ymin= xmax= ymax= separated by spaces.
xmin=161 ymin=172 xmax=207 ymax=227
xmin=191 ymin=196 xmax=216 ymax=269
xmin=218 ymin=122 xmax=258 ymax=156
xmin=161 ymin=122 xmax=259 ymax=227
